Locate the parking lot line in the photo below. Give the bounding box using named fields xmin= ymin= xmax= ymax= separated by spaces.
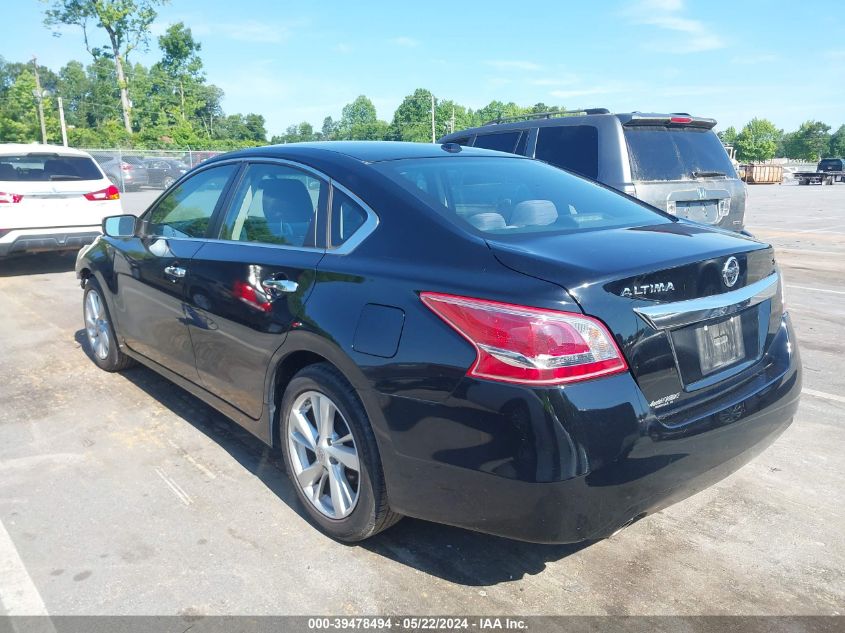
xmin=0 ymin=519 xmax=50 ymax=617
xmin=786 ymin=284 xmax=845 ymax=296
xmin=154 ymin=468 xmax=193 ymax=506
xmin=803 ymin=389 xmax=845 ymax=405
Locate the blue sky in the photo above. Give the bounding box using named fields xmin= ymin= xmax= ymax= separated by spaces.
xmin=3 ymin=0 xmax=843 ymax=136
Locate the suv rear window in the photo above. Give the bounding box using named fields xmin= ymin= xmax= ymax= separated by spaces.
xmin=534 ymin=125 xmax=599 ymax=179
xmin=376 ymin=157 xmax=669 ymax=238
xmin=474 ymin=131 xmax=522 ymax=153
xmin=624 ymin=126 xmax=736 ymax=182
xmin=818 ymin=159 xmax=842 ymax=171
xmin=0 ymin=154 xmax=103 ymax=182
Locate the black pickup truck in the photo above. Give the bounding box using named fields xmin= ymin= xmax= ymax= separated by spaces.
xmin=794 ymin=158 xmax=844 ymax=185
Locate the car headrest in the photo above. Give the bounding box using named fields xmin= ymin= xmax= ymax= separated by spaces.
xmin=0 ymin=163 xmax=16 ymax=181
xmin=467 ymin=212 xmax=507 ymax=231
xmin=262 ymin=178 xmax=314 ymax=224
xmin=509 ymin=200 xmax=558 ymax=227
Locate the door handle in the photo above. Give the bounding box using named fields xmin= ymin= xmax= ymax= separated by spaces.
xmin=164 ymin=265 xmax=187 ymax=279
xmin=262 ymin=279 xmax=298 ymax=293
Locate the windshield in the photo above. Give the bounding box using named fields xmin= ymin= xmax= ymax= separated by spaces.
xmin=0 ymin=154 xmax=103 ymax=182
xmin=624 ymin=126 xmax=737 ymax=182
xmin=375 ymin=157 xmax=670 ymax=237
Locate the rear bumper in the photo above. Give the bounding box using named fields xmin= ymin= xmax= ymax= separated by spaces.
xmin=0 ymin=227 xmax=101 ymax=257
xmin=376 ymin=313 xmax=800 ymax=543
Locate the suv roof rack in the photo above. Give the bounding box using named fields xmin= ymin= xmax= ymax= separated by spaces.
xmin=482 ymin=107 xmax=610 ymax=126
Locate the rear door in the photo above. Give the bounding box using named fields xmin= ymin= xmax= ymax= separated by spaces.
xmin=185 ymin=161 xmax=327 ymax=419
xmin=622 ymin=124 xmax=746 ymax=230
xmin=112 ymin=163 xmax=240 ymax=379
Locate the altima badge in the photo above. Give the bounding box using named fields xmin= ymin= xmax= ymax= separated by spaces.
xmin=621 ymin=282 xmax=675 ymax=298
xmin=722 ymin=257 xmax=740 ymax=288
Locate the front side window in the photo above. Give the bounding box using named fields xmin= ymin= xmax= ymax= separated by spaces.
xmin=219 ymin=163 xmax=325 ymax=248
xmin=375 ymin=157 xmax=669 ymax=238
xmin=146 ymin=164 xmax=237 ymax=238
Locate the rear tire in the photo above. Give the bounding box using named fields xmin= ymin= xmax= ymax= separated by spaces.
xmin=83 ymin=278 xmax=135 ymax=372
xmin=280 ymin=363 xmax=401 ymax=541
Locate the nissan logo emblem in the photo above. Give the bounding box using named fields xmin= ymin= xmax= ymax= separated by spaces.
xmin=722 ymin=256 xmax=740 ymax=288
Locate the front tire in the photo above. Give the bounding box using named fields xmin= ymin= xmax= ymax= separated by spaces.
xmin=83 ymin=278 xmax=135 ymax=372
xmin=280 ymin=363 xmax=401 ymax=541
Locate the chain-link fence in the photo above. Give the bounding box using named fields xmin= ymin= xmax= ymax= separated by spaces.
xmin=80 ymin=148 xmax=225 ymax=191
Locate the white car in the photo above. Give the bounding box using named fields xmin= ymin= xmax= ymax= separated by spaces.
xmin=0 ymin=143 xmax=122 ymax=258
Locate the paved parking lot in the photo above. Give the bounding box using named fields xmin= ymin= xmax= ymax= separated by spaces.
xmin=0 ymin=183 xmax=843 ymax=616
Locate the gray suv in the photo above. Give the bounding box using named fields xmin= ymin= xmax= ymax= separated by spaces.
xmin=439 ymin=109 xmax=746 ymax=231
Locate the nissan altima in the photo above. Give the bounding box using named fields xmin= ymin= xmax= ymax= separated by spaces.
xmin=76 ymin=142 xmax=801 ymax=543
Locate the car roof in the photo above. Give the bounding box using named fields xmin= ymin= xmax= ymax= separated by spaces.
xmin=439 ymin=112 xmax=714 ymax=139
xmin=215 ymin=141 xmax=525 ymax=164
xmin=0 ymin=143 xmax=95 ymax=158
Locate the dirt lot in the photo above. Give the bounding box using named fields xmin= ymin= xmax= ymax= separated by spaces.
xmin=0 ymin=183 xmax=842 ymax=616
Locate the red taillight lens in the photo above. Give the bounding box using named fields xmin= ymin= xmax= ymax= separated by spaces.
xmin=0 ymin=192 xmax=23 ymax=204
xmin=120 ymin=161 xmax=133 ymax=171
xmin=670 ymin=116 xmax=692 ymax=124
xmin=421 ymin=292 xmax=628 ymax=385
xmin=84 ymin=185 xmax=120 ymax=201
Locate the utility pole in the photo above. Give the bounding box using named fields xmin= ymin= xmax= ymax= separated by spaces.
xmin=57 ymin=97 xmax=68 ymax=147
xmin=450 ymin=106 xmax=456 ymax=135
xmin=32 ymin=57 xmax=48 ymax=144
xmin=431 ymin=94 xmax=436 ymax=143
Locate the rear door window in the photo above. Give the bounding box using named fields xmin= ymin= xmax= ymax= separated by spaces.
xmin=624 ymin=126 xmax=737 ymax=181
xmin=534 ymin=125 xmax=599 ymax=179
xmin=473 ymin=131 xmax=522 ymax=153
xmin=0 ymin=154 xmax=103 ymax=182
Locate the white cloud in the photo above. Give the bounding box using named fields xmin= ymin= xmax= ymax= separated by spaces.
xmin=485 ymin=60 xmax=542 ymax=71
xmin=624 ymin=1 xmax=725 ymax=53
xmin=390 ymin=36 xmax=419 ymax=48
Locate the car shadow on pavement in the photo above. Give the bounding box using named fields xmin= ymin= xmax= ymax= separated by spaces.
xmin=0 ymin=252 xmax=77 ymax=277
xmin=74 ymin=328 xmax=591 ymax=586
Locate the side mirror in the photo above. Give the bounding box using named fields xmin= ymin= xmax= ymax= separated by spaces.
xmin=102 ymin=214 xmax=137 ymax=238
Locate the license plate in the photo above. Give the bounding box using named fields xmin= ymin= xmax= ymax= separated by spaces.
xmin=694 ymin=314 xmax=745 ymax=375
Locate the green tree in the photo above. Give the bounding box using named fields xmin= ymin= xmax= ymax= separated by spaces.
xmin=156 ymin=22 xmax=203 ymax=122
xmin=0 ymin=70 xmax=60 ymax=142
xmin=43 ymin=0 xmax=166 ymax=134
xmin=337 ymin=95 xmax=387 ymax=140
xmin=718 ymin=126 xmax=737 ymax=146
xmin=389 ymin=88 xmax=435 ymax=142
xmin=734 ymin=118 xmax=780 ymax=162
xmin=786 ymin=120 xmax=832 ymax=161
xmin=828 ymin=125 xmax=845 ymax=157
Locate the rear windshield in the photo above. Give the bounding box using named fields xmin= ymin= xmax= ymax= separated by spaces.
xmin=0 ymin=154 xmax=103 ymax=182
xmin=818 ymin=159 xmax=842 ymax=170
xmin=624 ymin=126 xmax=736 ymax=181
xmin=375 ymin=157 xmax=670 ymax=238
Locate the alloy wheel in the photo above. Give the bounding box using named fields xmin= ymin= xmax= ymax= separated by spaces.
xmin=84 ymin=290 xmax=111 ymax=360
xmin=287 ymin=390 xmax=360 ymax=519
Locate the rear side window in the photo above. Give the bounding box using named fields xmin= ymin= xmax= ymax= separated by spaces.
xmin=376 ymin=157 xmax=668 ymax=238
xmin=219 ymin=163 xmax=325 ymax=248
xmin=624 ymin=126 xmax=737 ymax=181
xmin=0 ymin=154 xmax=103 ymax=182
xmin=330 ymin=190 xmax=367 ymax=247
xmin=534 ymin=125 xmax=599 ymax=179
xmin=146 ymin=164 xmax=237 ymax=239
xmin=474 ymin=131 xmax=522 ymax=153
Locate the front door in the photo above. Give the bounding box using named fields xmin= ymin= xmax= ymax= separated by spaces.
xmin=185 ymin=162 xmax=327 ymax=418
xmin=113 ymin=163 xmax=239 ymax=380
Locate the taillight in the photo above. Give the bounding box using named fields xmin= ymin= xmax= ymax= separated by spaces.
xmin=0 ymin=192 xmax=23 ymax=204
xmin=120 ymin=161 xmax=133 ymax=171
xmin=421 ymin=292 xmax=627 ymax=385
xmin=84 ymin=185 xmax=120 ymax=201
xmin=670 ymin=116 xmax=692 ymax=124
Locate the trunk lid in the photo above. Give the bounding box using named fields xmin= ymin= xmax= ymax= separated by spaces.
xmin=487 ymin=222 xmax=782 ymax=417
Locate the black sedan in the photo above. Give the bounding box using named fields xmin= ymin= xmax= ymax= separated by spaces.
xmin=76 ymin=142 xmax=801 ymax=543
xmin=143 ymin=158 xmax=189 ymax=189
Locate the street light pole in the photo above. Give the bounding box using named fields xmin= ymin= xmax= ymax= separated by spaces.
xmin=58 ymin=97 xmax=68 ymax=147
xmin=32 ymin=57 xmax=47 ymax=144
